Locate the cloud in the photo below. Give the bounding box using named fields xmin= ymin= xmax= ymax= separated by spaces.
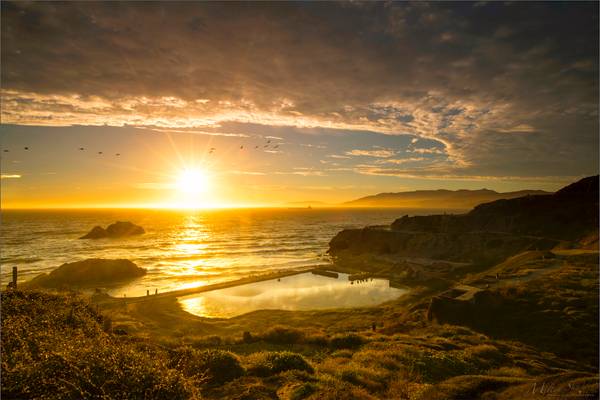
xmin=375 ymin=157 xmax=427 ymax=165
xmin=1 ymin=174 xmax=21 ymax=179
xmin=498 ymin=124 xmax=537 ymax=133
xmin=0 ymin=1 xmax=597 ymax=180
xmin=327 ymin=154 xmax=351 ymax=159
xmin=225 ymin=170 xmax=267 ymax=176
xmin=146 ymin=127 xmax=250 ymax=138
xmin=274 ymin=168 xmax=326 ymax=176
xmin=408 ymin=148 xmax=446 ymax=155
xmin=346 ymin=149 xmax=396 ymax=158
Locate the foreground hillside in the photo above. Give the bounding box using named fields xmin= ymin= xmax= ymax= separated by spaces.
xmin=3 ymin=250 xmax=598 ymax=399
xmin=3 ymin=270 xmax=598 ymax=400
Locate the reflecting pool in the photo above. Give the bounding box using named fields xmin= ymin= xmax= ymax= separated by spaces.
xmin=178 ymin=271 xmax=407 ymax=318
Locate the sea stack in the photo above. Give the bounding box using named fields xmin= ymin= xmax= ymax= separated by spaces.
xmin=80 ymin=221 xmax=145 ymax=239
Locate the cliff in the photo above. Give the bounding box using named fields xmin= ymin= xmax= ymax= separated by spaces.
xmin=329 ymin=176 xmax=598 ymax=264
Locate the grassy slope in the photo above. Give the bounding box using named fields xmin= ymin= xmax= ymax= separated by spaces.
xmin=3 ymin=248 xmax=598 ymax=399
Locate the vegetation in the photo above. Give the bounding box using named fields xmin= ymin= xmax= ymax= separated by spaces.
xmin=2 ymin=177 xmax=598 ymax=398
xmin=1 ymin=291 xmax=195 ymax=399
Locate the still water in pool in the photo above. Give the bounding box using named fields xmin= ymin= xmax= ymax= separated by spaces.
xmin=178 ymin=271 xmax=408 ymax=318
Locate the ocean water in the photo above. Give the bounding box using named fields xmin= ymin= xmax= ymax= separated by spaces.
xmin=1 ymin=208 xmax=459 ymax=297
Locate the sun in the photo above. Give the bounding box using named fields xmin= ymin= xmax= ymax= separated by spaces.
xmin=176 ymin=168 xmax=211 ymax=195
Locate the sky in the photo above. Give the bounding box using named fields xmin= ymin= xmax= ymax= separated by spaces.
xmin=1 ymin=1 xmax=598 ymax=208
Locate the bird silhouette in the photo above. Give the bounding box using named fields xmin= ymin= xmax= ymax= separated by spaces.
xmin=267 ymin=140 xmax=271 ymax=143
xmin=240 ymin=145 xmax=244 ymax=150
xmin=255 ymin=145 xmax=259 ymax=149
xmin=79 ymin=147 xmax=85 ymax=150
xmin=115 ymin=153 xmax=120 ymax=156
xmin=24 ymin=147 xmax=29 ymax=150
xmin=3 ymin=149 xmax=9 ymax=153
xmin=98 ymin=152 xmax=103 ymax=155
xmin=263 ymin=144 xmax=269 ymax=148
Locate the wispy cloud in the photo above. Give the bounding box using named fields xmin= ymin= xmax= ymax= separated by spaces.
xmin=1 ymin=174 xmax=21 ymax=179
xmin=375 ymin=157 xmax=427 ymax=165
xmin=346 ymin=149 xmax=396 ymax=158
xmin=327 ymin=154 xmax=351 ymax=159
xmin=408 ymin=148 xmax=446 ymax=155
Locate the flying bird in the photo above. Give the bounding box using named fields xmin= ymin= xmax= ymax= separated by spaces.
xmin=79 ymin=147 xmax=85 ymax=150
xmin=98 ymin=152 xmax=103 ymax=155
xmin=115 ymin=153 xmax=120 ymax=156
xmin=24 ymin=147 xmax=29 ymax=150
xmin=240 ymin=145 xmax=244 ymax=150
xmin=3 ymin=149 xmax=9 ymax=153
xmin=267 ymin=140 xmax=271 ymax=143
xmin=255 ymin=145 xmax=259 ymax=149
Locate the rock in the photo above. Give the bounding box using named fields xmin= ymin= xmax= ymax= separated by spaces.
xmin=24 ymin=258 xmax=146 ymax=288
xmin=80 ymin=221 xmax=145 ymax=239
xmin=80 ymin=226 xmax=108 ymax=239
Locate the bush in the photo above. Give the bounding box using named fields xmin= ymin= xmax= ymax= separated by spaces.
xmin=305 ymin=333 xmax=329 ymax=347
xmin=243 ymin=331 xmax=254 ymax=343
xmin=465 ymin=344 xmax=505 ymax=367
xmin=330 ymin=333 xmax=366 ymax=349
xmin=246 ymin=351 xmax=314 ymax=376
xmin=170 ymin=347 xmax=244 ymax=385
xmin=1 ymin=291 xmax=194 ymax=399
xmin=290 ymin=382 xmax=317 ymax=400
xmin=261 ymin=326 xmax=305 ymax=344
xmin=397 ymin=348 xmax=476 ymax=383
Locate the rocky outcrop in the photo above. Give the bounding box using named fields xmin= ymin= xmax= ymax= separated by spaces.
xmin=80 ymin=221 xmax=145 ymax=239
xmin=390 ymin=175 xmax=598 ymax=240
xmin=329 ymin=176 xmax=598 ymax=264
xmin=24 ymin=258 xmax=146 ymax=288
xmin=329 ymin=228 xmax=559 ymax=264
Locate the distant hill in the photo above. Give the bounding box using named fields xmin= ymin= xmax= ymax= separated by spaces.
xmin=343 ymin=188 xmax=552 ymax=209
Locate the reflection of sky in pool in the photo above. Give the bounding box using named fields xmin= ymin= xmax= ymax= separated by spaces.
xmin=178 ymin=272 xmax=407 ymax=318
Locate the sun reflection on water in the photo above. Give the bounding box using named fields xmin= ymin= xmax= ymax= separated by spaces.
xmin=178 ymin=272 xmax=407 ymax=318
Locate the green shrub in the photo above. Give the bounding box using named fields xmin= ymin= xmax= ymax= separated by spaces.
xmin=305 ymin=333 xmax=329 ymax=347
xmin=336 ymin=364 xmax=388 ymax=392
xmin=330 ymin=333 xmax=366 ymax=349
xmin=261 ymin=326 xmax=305 ymax=344
xmin=465 ymin=344 xmax=505 ymax=367
xmin=290 ymin=382 xmax=317 ymax=400
xmin=171 ymin=347 xmax=244 ymax=385
xmin=397 ymin=348 xmax=475 ymax=383
xmin=306 ymin=377 xmax=378 ymax=400
xmin=246 ymin=351 xmax=314 ymax=376
xmin=1 ymin=291 xmax=194 ymax=399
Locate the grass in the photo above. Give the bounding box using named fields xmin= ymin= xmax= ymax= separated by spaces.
xmin=1 ymin=291 xmax=197 ymax=399
xmin=3 ymin=246 xmax=598 ymax=399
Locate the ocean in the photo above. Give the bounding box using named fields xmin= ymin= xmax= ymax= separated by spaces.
xmin=0 ymin=208 xmax=461 ymax=297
